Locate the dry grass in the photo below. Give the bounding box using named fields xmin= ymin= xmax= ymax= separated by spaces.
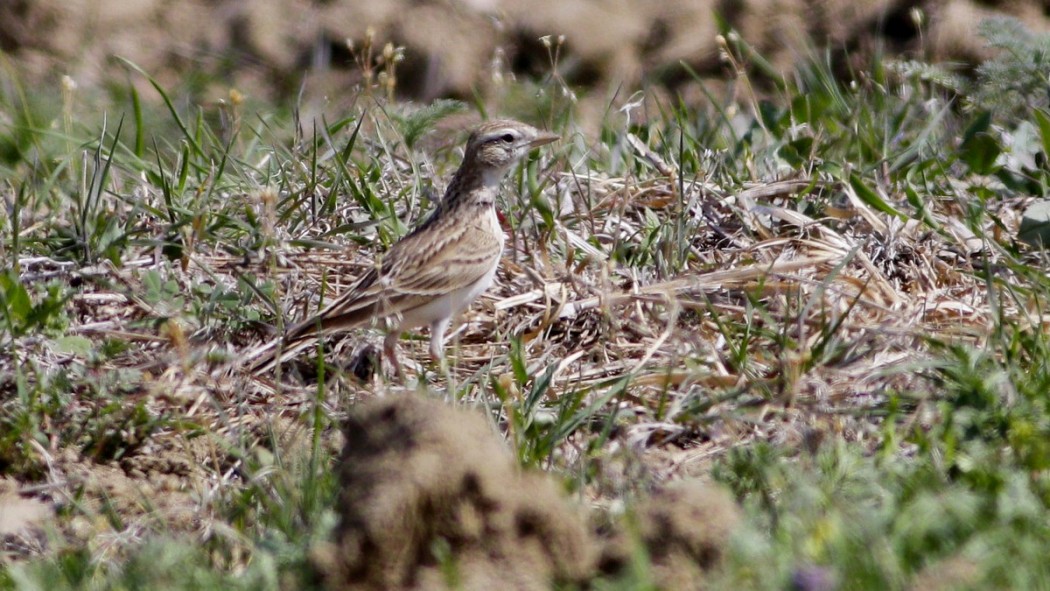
xmin=10 ymin=118 xmax=1020 ymax=497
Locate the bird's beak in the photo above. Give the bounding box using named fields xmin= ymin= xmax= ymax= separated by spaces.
xmin=527 ymin=132 xmax=559 ymax=148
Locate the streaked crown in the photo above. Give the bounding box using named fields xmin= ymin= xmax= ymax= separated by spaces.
xmin=464 ymin=119 xmax=559 ymax=173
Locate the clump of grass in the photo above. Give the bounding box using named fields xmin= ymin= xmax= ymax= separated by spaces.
xmin=970 ymin=16 xmax=1050 ymax=119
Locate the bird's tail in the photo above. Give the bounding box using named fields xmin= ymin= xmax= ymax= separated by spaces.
xmin=241 ymin=331 xmax=316 ymax=374
xmin=241 ymin=305 xmax=378 ymax=374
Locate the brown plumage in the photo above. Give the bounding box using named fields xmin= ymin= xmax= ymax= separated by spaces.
xmin=250 ymin=119 xmax=558 ymax=376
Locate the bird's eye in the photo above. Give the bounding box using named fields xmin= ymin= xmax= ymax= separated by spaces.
xmin=500 ymin=133 xmax=515 ymax=143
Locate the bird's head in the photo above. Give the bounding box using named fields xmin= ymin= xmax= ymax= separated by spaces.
xmin=463 ymin=119 xmax=559 ymax=186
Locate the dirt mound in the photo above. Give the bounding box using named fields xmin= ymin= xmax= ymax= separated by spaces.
xmin=317 ymin=394 xmax=596 ymax=591
xmin=315 ymin=395 xmax=740 ymax=590
xmin=3 ymin=0 xmax=1048 ymax=106
xmin=598 ymin=481 xmax=741 ymax=589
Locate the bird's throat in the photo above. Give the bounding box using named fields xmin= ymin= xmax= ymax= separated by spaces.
xmin=443 ymin=163 xmax=506 ymax=208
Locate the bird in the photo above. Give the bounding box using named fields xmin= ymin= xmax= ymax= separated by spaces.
xmin=250 ymin=118 xmax=558 ymax=377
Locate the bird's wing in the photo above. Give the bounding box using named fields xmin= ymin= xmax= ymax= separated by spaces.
xmin=392 ymin=219 xmax=503 ymax=297
xmin=285 ymin=208 xmax=502 ymax=341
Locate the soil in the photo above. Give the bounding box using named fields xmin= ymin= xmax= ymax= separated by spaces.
xmin=2 ymin=0 xmax=1047 ymax=112
xmin=313 ymin=394 xmax=739 ymax=590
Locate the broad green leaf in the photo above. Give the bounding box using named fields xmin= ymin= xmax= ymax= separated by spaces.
xmin=848 ymin=173 xmax=905 ymax=220
xmin=960 ymin=111 xmax=1001 ymax=175
xmin=1033 ymin=108 xmax=1050 ymax=164
xmin=0 ymin=273 xmax=31 ymax=324
xmin=49 ymin=335 xmax=94 ymax=357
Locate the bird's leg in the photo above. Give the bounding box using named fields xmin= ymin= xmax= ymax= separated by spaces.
xmin=429 ymin=317 xmax=451 ymax=372
xmin=383 ymin=331 xmax=403 ymax=380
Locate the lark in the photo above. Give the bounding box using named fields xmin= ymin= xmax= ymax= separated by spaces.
xmin=252 ymin=119 xmax=558 ymax=376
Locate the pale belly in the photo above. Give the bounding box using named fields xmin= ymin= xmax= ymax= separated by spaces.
xmin=396 ymin=208 xmax=504 ymax=330
xmin=397 ymin=262 xmax=499 ymax=330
